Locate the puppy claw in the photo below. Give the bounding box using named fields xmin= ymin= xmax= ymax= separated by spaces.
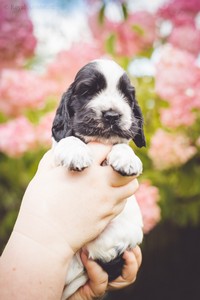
xmin=112 ymin=169 xmax=138 ymax=177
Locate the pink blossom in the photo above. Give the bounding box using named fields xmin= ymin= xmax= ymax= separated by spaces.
xmin=0 ymin=69 xmax=56 ymax=116
xmin=148 ymin=129 xmax=197 ymax=170
xmin=0 ymin=116 xmax=36 ymax=157
xmin=45 ymin=42 xmax=105 ymax=96
xmin=136 ymin=181 xmax=161 ymax=234
xmin=169 ymin=25 xmax=200 ymax=56
xmin=0 ymin=0 xmax=36 ymax=67
xmin=158 ymin=0 xmax=200 ymax=22
xmin=155 ymin=45 xmax=200 ymax=128
xmin=167 ymin=13 xmax=196 ymax=27
xmin=88 ymin=12 xmax=113 ymax=43
xmin=155 ymin=45 xmax=198 ymax=101
xmin=36 ymin=112 xmax=55 ymax=148
xmin=89 ymin=11 xmax=156 ymax=57
xmin=114 ymin=12 xmax=156 ymax=57
xmin=160 ymin=105 xmax=196 ymax=128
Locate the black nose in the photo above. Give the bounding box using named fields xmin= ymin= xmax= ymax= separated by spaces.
xmin=102 ymin=110 xmax=121 ymax=124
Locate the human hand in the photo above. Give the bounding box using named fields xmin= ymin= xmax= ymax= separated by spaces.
xmin=68 ymin=246 xmax=142 ymax=300
xmin=14 ymin=143 xmax=139 ymax=257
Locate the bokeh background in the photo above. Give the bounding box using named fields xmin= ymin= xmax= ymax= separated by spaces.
xmin=0 ymin=0 xmax=200 ymax=299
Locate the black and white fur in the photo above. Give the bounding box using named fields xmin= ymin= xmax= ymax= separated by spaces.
xmin=52 ymin=59 xmax=146 ymax=300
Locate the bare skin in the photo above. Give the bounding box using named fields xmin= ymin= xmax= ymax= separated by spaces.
xmin=0 ymin=143 xmax=141 ymax=300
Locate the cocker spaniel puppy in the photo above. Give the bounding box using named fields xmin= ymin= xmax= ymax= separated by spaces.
xmin=52 ymin=59 xmax=146 ymax=299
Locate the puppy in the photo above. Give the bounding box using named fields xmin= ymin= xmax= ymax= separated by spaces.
xmin=52 ymin=59 xmax=146 ymax=299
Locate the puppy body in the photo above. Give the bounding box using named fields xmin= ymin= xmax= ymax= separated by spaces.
xmin=61 ymin=190 xmax=143 ymax=299
xmin=52 ymin=59 xmax=146 ymax=299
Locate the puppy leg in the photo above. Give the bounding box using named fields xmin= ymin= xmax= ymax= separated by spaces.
xmin=62 ymin=252 xmax=88 ymax=299
xmin=62 ymin=274 xmax=88 ymax=300
xmin=86 ymin=196 xmax=143 ymax=280
xmin=107 ymin=144 xmax=142 ymax=176
xmin=53 ymin=136 xmax=93 ymax=171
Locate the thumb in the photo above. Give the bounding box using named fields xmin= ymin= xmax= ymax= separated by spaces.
xmin=88 ymin=142 xmax=112 ymax=165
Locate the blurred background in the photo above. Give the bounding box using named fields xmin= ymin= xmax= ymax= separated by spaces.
xmin=0 ymin=0 xmax=200 ymax=299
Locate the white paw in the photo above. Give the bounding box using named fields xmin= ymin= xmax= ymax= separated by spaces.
xmin=53 ymin=136 xmax=93 ymax=171
xmin=107 ymin=144 xmax=143 ymax=176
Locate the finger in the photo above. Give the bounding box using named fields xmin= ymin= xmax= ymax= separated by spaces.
xmin=121 ymin=248 xmax=141 ymax=282
xmin=108 ymin=248 xmax=141 ymax=290
xmin=87 ymin=142 xmax=112 ymax=165
xmin=104 ymin=166 xmax=137 ymax=187
xmin=131 ymin=245 xmax=142 ymax=268
xmin=112 ymin=179 xmax=139 ymax=202
xmin=81 ymin=251 xmax=108 ymax=298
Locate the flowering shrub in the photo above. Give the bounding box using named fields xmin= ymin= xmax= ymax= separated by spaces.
xmin=158 ymin=0 xmax=200 ymax=21
xmin=155 ymin=45 xmax=200 ymax=128
xmin=0 ymin=0 xmax=36 ymax=67
xmin=0 ymin=69 xmax=56 ymax=116
xmin=0 ymin=0 xmax=200 ymax=249
xmin=136 ymin=181 xmax=161 ymax=233
xmin=0 ymin=116 xmax=36 ymax=157
xmin=168 ymin=25 xmax=200 ymax=56
xmin=148 ymin=129 xmax=197 ymax=170
xmin=35 ymin=112 xmax=56 ymax=147
xmin=89 ymin=10 xmax=156 ymax=57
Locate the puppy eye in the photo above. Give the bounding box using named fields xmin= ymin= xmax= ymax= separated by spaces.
xmin=76 ymin=82 xmax=102 ymax=97
xmin=76 ymin=83 xmax=90 ymax=96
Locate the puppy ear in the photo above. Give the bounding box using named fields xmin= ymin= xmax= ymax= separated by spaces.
xmin=132 ymin=100 xmax=146 ymax=148
xmin=52 ymin=86 xmax=73 ymax=142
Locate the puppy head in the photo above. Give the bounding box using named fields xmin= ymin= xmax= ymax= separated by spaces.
xmin=52 ymin=59 xmax=146 ymax=147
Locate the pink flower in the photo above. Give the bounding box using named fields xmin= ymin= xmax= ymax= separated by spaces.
xmin=0 ymin=69 xmax=56 ymax=116
xmin=160 ymin=105 xmax=196 ymax=128
xmin=136 ymin=181 xmax=161 ymax=234
xmin=115 ymin=12 xmax=156 ymax=57
xmin=0 ymin=116 xmax=36 ymax=157
xmin=155 ymin=45 xmax=200 ymax=128
xmin=0 ymin=0 xmax=36 ymax=67
xmin=148 ymin=129 xmax=197 ymax=170
xmin=89 ymin=11 xmax=156 ymax=57
xmin=169 ymin=25 xmax=200 ymax=56
xmin=88 ymin=13 xmax=113 ymax=44
xmin=45 ymin=42 xmax=105 ymax=96
xmin=36 ymin=112 xmax=55 ymax=148
xmin=158 ymin=0 xmax=200 ymax=22
xmin=155 ymin=45 xmax=198 ymax=101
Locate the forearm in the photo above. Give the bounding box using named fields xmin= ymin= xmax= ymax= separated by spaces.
xmin=0 ymin=215 xmax=74 ymax=300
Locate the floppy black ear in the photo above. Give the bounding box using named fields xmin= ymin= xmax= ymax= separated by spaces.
xmin=132 ymin=100 xmax=146 ymax=148
xmin=52 ymin=86 xmax=74 ymax=142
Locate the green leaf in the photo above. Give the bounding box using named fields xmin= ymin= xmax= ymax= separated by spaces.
xmin=105 ymin=33 xmax=116 ymax=55
xmin=132 ymin=24 xmax=145 ymax=36
xmin=98 ymin=3 xmax=106 ymax=25
xmin=121 ymin=3 xmax=128 ymax=20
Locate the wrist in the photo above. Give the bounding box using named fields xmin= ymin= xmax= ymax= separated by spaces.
xmin=1 ymin=230 xmax=73 ymax=300
xmin=14 ymin=208 xmax=75 ymax=262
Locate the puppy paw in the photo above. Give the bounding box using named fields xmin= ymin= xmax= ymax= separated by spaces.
xmin=53 ymin=136 xmax=93 ymax=171
xmin=107 ymin=144 xmax=142 ymax=176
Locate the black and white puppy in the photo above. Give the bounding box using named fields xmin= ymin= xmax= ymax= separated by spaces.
xmin=52 ymin=59 xmax=146 ymax=300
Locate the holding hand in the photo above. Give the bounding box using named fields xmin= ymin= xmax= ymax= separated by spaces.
xmin=69 ymin=246 xmax=142 ymax=300
xmin=0 ymin=143 xmax=140 ymax=300
xmin=16 ymin=143 xmax=139 ymax=255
